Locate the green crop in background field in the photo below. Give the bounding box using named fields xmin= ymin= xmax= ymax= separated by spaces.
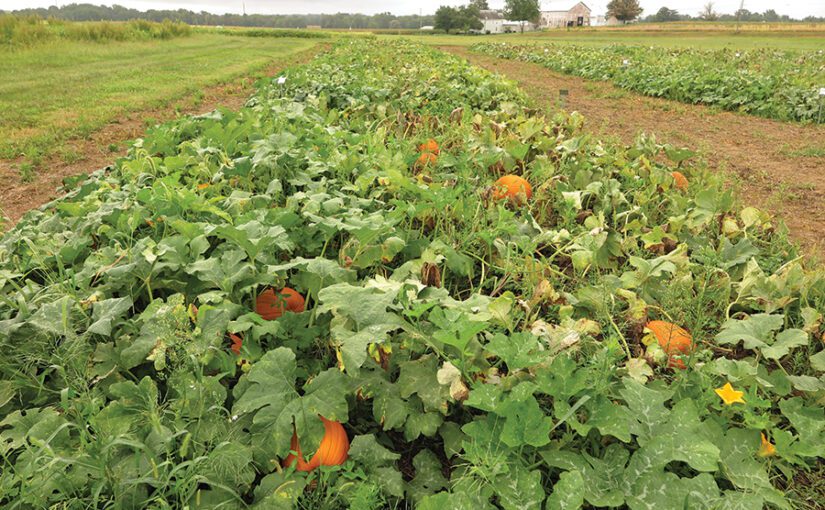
xmin=400 ymin=27 xmax=825 ymax=51
xmin=472 ymin=42 xmax=825 ymax=123
xmin=0 ymin=39 xmax=823 ymax=509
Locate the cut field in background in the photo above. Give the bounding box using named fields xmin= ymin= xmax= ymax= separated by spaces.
xmin=0 ymin=34 xmax=321 ymax=166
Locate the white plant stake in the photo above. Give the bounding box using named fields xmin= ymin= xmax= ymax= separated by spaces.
xmin=622 ymin=59 xmax=629 ymax=66
xmin=277 ymin=76 xmax=287 ymax=85
xmin=819 ymin=88 xmax=825 ymax=124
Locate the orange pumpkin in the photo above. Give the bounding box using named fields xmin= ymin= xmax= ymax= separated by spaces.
xmin=492 ymin=175 xmax=532 ymax=202
xmin=229 ymin=333 xmax=243 ymax=355
xmin=256 ymin=287 xmax=305 ymax=321
xmin=671 ymin=171 xmax=689 ymax=191
xmin=646 ymin=320 xmax=693 ymax=369
xmin=418 ymin=139 xmax=439 ymax=155
xmin=284 ymin=416 xmax=349 ymax=472
xmin=417 ymin=152 xmax=437 ymax=166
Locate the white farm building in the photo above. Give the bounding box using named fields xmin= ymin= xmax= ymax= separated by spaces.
xmin=476 ymin=3 xmax=593 ymax=33
xmin=539 ymin=2 xmax=592 ymax=28
xmin=478 ymin=9 xmax=537 ymax=33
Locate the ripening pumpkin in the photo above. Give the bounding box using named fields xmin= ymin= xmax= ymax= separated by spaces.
xmin=418 ymin=139 xmax=439 ymax=155
xmin=646 ymin=320 xmax=693 ymax=369
xmin=256 ymin=287 xmax=305 ymax=321
xmin=672 ymin=171 xmax=689 ymax=191
xmin=417 ymin=152 xmax=437 ymax=166
xmin=492 ymin=175 xmax=532 ymax=202
xmin=284 ymin=416 xmax=349 ymax=472
xmin=229 ymin=333 xmax=243 ymax=355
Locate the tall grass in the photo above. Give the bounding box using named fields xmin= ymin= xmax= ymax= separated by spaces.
xmin=61 ymin=19 xmax=192 ymax=41
xmin=0 ymin=14 xmax=51 ymax=48
xmin=216 ymin=27 xmax=330 ymax=39
xmin=0 ymin=15 xmax=192 ymax=49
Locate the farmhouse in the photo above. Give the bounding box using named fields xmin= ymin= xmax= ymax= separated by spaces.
xmin=539 ymin=2 xmax=591 ymax=28
xmin=592 ymin=14 xmax=621 ymax=26
xmin=478 ymin=9 xmax=537 ymax=33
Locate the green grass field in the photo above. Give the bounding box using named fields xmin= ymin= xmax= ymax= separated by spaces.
xmin=0 ymin=33 xmax=320 ymax=164
xmin=390 ymin=28 xmax=825 ymax=51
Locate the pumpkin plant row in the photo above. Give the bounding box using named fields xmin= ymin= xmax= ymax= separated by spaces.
xmin=0 ymin=39 xmax=823 ymax=510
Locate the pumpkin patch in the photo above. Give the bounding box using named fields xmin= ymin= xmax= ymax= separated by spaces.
xmin=0 ymin=38 xmax=821 ymax=510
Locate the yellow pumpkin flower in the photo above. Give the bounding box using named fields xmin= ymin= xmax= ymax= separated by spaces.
xmin=715 ymin=382 xmax=745 ymax=405
xmin=758 ymin=433 xmax=776 ymax=457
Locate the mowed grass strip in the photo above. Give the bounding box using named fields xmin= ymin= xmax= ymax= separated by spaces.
xmin=0 ymin=34 xmax=320 ymax=163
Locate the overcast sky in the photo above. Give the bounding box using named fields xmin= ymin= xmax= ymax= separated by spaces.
xmin=2 ymin=1 xmax=823 ymax=18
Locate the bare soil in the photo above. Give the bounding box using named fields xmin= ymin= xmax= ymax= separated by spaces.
xmin=0 ymin=45 xmax=325 ymax=227
xmin=444 ymin=46 xmax=825 ymax=257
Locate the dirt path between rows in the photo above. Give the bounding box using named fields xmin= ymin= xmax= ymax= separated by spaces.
xmin=0 ymin=45 xmax=326 ymax=227
xmin=444 ymin=46 xmax=825 ymax=257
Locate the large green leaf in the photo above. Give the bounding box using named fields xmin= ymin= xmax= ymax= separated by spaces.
xmin=231 ymin=347 xmax=350 ymax=457
xmin=618 ymin=378 xmax=672 ymax=442
xmin=494 ymin=466 xmax=545 ymax=510
xmin=545 ymin=469 xmax=584 ymax=510
xmin=716 ymin=314 xmax=808 ymax=360
xmin=349 ymin=434 xmax=404 ymax=497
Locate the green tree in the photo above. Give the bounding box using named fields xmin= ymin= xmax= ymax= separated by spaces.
xmin=434 ymin=6 xmax=459 ymax=33
xmin=458 ymin=4 xmax=483 ymax=31
xmin=503 ymin=0 xmax=540 ymax=33
xmin=607 ymin=0 xmax=644 ymax=22
xmin=653 ymin=7 xmax=680 ymax=22
xmin=700 ymin=2 xmax=719 ymax=21
xmin=470 ymin=0 xmax=490 ymax=9
xmin=763 ymin=9 xmax=780 ymax=22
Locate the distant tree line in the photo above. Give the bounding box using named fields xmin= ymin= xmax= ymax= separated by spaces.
xmin=1 ymin=3 xmax=435 ymax=30
xmin=643 ymin=2 xmax=824 ymax=23
xmin=610 ymin=0 xmax=824 ymax=23
xmin=3 ymin=2 xmax=820 ymax=30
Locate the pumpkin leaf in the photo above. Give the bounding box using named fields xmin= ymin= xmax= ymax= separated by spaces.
xmin=349 ymin=435 xmax=404 ymax=497
xmin=232 ymin=347 xmax=350 ymax=457
xmin=716 ymin=314 xmax=808 ymax=360
xmin=405 ymin=450 xmax=447 ymax=501
xmin=494 ymin=466 xmax=545 ymax=510
xmin=545 ymin=469 xmax=584 ymax=510
xmin=87 ymin=297 xmax=133 ymax=336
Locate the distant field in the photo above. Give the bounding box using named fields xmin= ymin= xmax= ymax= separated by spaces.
xmin=0 ymin=33 xmax=319 ymax=164
xmin=395 ymin=26 xmax=825 ymax=51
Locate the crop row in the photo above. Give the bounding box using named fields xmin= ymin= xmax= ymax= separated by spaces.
xmin=471 ymin=42 xmax=825 ymax=123
xmin=1 ymin=40 xmax=824 ymax=509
